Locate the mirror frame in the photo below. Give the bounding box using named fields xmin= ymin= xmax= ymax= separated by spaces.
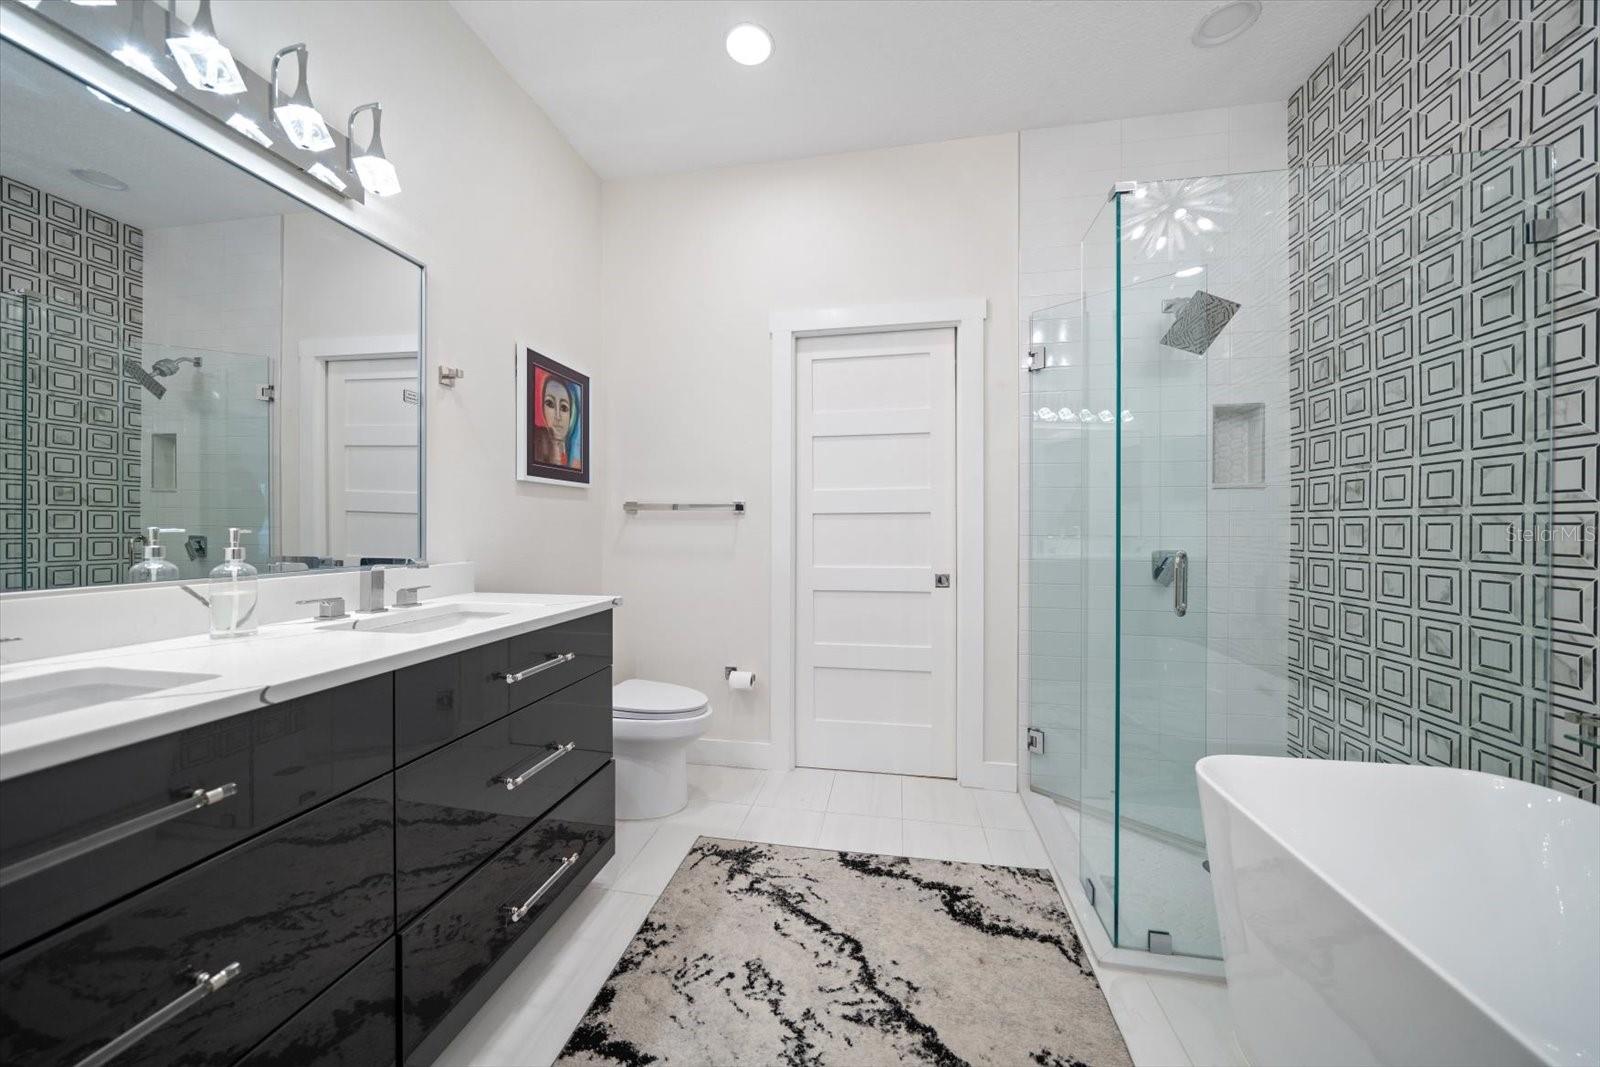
xmin=0 ymin=13 xmax=428 ymax=595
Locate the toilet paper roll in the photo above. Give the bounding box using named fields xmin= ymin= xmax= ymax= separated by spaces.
xmin=727 ymin=670 xmax=756 ymax=690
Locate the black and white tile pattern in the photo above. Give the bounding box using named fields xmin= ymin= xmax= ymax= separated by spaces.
xmin=1287 ymin=0 xmax=1598 ymax=800
xmin=1 ymin=175 xmax=143 ymax=591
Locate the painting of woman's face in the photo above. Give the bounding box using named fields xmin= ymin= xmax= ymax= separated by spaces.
xmin=521 ymin=346 xmax=590 ymax=486
xmin=542 ymin=377 xmax=574 ymax=439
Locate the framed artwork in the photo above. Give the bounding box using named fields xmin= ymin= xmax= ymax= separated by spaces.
xmin=515 ymin=342 xmax=590 ymax=487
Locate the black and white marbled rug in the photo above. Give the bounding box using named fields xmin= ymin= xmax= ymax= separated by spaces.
xmin=555 ymin=838 xmax=1132 ymax=1067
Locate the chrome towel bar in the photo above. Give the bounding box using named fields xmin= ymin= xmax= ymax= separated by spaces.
xmin=623 ymin=501 xmax=745 ymax=514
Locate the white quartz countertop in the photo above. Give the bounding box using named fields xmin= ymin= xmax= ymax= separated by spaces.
xmin=0 ymin=592 xmax=617 ymax=781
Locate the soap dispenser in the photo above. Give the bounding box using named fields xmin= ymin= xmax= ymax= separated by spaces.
xmin=127 ymin=527 xmax=183 ymax=583
xmin=207 ymin=528 xmax=259 ymax=638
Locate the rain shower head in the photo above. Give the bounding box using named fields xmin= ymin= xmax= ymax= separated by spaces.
xmin=122 ymin=356 xmax=166 ymax=399
xmin=1161 ymin=290 xmax=1240 ymax=355
xmin=150 ymin=355 xmax=203 ymax=377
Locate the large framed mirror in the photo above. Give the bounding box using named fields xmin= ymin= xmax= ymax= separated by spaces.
xmin=1 ymin=37 xmax=424 ymax=592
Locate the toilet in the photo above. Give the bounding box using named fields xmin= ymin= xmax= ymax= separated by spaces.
xmin=611 ymin=678 xmax=714 ymax=820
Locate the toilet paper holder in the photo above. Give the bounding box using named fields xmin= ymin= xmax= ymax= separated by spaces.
xmin=725 ymin=666 xmax=756 ymax=686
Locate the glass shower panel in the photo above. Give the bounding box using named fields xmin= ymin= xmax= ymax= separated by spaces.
xmin=0 ymin=290 xmax=33 ymax=590
xmin=1076 ymin=198 xmax=1119 ymax=940
xmin=1025 ymin=299 xmax=1087 ymax=807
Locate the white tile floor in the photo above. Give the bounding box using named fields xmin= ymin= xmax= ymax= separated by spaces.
xmin=436 ymin=765 xmax=1238 ymax=1067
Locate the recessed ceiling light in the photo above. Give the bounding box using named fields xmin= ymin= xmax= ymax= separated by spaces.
xmin=725 ymin=23 xmax=773 ymax=66
xmin=1192 ymin=0 xmax=1261 ymax=47
xmin=70 ymin=168 xmax=128 ymax=191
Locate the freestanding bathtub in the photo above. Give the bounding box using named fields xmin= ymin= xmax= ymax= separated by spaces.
xmin=1197 ymin=755 xmax=1598 ymax=1067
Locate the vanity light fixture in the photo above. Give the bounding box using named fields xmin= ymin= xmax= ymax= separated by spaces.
xmin=226 ymin=112 xmax=273 ymax=147
xmin=307 ymin=162 xmax=347 ymax=192
xmin=347 ymin=102 xmax=401 ymax=197
xmin=270 ymin=44 xmax=334 ymax=152
xmin=166 ymin=0 xmax=245 ymax=95
xmin=111 ymin=1 xmax=176 ymax=91
xmin=725 ymin=23 xmax=773 ymax=66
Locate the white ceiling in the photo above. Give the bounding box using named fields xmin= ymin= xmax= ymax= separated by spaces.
xmin=450 ymin=0 xmax=1368 ymax=180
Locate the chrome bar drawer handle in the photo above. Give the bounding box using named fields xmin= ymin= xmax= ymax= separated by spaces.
xmin=74 ymin=962 xmax=242 ymax=1067
xmin=494 ymin=743 xmax=576 ymax=791
xmin=504 ymin=853 xmax=580 ymax=924
xmin=0 ymin=783 xmax=239 ymax=889
xmin=498 ymin=652 xmax=576 ymax=685
xmin=1173 ymin=550 xmax=1189 ymax=618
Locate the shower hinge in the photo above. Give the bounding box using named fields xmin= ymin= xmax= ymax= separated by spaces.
xmin=1148 ymin=930 xmax=1175 ymax=955
xmin=255 ymin=384 xmax=275 ymax=402
xmin=1026 ymin=347 xmax=1046 ymax=372
xmin=1027 ymin=727 xmax=1046 ymax=754
xmin=1081 ymin=877 xmax=1096 ymax=906
xmin=1525 ymin=213 xmax=1559 ymax=244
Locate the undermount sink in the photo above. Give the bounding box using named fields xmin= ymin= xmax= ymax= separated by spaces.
xmin=323 ymin=604 xmax=510 ymax=635
xmin=0 ymin=667 xmax=220 ymax=724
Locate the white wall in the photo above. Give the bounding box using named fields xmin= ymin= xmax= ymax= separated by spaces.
xmin=599 ymin=134 xmax=1020 ymax=771
xmin=1017 ymin=104 xmax=1289 ymax=807
xmin=206 ymin=0 xmax=605 ymax=593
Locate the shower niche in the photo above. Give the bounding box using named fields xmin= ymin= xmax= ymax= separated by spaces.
xmin=1211 ymin=403 xmax=1264 ymax=488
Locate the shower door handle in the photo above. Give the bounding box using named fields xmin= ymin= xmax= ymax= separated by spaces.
xmin=1172 ymin=550 xmax=1188 ymax=618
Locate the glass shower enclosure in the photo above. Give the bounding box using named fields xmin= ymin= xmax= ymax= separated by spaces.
xmin=1023 ymin=149 xmax=1556 ymax=959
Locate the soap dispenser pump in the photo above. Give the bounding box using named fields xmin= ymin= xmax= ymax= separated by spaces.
xmin=128 ymin=527 xmax=184 ymax=583
xmin=207 ymin=527 xmax=259 ymax=638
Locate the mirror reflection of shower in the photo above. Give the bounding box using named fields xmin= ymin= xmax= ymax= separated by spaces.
xmin=150 ymin=355 xmax=202 ymax=377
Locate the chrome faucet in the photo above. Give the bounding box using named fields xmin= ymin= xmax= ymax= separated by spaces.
xmin=358 ymin=567 xmax=389 ymax=613
xmin=358 ymin=559 xmax=427 ymax=613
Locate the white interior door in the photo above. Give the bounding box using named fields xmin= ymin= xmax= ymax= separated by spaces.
xmin=325 ymin=356 xmax=419 ymax=561
xmin=795 ymin=328 xmax=957 ymax=777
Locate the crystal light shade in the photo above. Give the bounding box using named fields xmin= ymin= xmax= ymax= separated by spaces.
xmin=112 ymin=45 xmax=177 ymax=91
xmin=226 ymin=112 xmax=273 ymax=147
xmin=307 ymin=162 xmax=346 ymax=192
xmin=352 ymin=154 xmax=400 ymax=197
xmin=168 ymin=34 xmax=245 ymax=94
xmin=273 ymin=102 xmax=334 ymax=152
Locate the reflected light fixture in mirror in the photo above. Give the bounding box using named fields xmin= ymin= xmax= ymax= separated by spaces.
xmin=166 ymin=0 xmax=246 ymax=95
xmin=269 ymin=43 xmax=334 ymax=152
xmin=347 ymin=102 xmax=400 ymax=197
xmin=226 ymin=112 xmax=273 ymax=147
xmin=111 ymin=0 xmax=177 ymax=91
xmin=307 ymin=162 xmax=347 ymax=192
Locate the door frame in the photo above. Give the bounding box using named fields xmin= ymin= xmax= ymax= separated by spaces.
xmin=770 ymin=300 xmax=992 ymax=787
xmin=294 ymin=334 xmax=420 ymax=558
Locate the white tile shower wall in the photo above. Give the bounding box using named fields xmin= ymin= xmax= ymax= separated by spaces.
xmin=141 ymin=217 xmax=281 ymax=577
xmin=1019 ymin=105 xmax=1290 ymax=807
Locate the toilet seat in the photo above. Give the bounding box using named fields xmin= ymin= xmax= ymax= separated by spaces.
xmin=613 ymin=678 xmax=709 ymax=721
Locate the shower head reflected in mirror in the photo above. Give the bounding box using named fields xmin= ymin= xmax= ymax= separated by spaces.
xmin=150 ymin=355 xmax=202 ymax=377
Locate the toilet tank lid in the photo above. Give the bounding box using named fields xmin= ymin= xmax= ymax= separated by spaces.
xmin=613 ymin=678 xmax=709 ymax=714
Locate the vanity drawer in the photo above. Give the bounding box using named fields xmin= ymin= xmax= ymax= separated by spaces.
xmin=0 ymin=776 xmax=394 ymax=1067
xmin=396 ymin=668 xmax=612 ymax=924
xmin=400 ymin=762 xmax=614 ymax=1061
xmin=237 ymin=938 xmax=397 ymax=1067
xmin=504 ymin=609 xmax=612 ymax=711
xmin=0 ymin=673 xmax=392 ymax=955
xmin=395 ymin=640 xmax=509 ymax=765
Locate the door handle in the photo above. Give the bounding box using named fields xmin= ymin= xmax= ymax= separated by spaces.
xmin=1172 ymin=550 xmax=1188 ymax=618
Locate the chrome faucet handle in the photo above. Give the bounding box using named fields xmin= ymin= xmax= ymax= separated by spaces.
xmin=394 ymin=585 xmax=431 ymax=608
xmin=296 ymin=596 xmax=348 ymax=620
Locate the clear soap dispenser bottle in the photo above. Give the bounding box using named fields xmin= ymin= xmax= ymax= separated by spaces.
xmin=207 ymin=528 xmax=259 ymax=638
xmin=128 ymin=526 xmax=183 ymax=583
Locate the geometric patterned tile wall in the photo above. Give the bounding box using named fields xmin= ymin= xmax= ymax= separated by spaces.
xmin=1286 ymin=0 xmax=1598 ymax=801
xmin=0 ymin=175 xmax=143 ymax=591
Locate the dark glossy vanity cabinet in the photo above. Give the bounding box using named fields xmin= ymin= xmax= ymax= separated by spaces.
xmin=0 ymin=608 xmax=615 ymax=1067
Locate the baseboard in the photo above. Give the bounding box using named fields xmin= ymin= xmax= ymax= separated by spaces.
xmin=688 ymin=737 xmax=778 ymax=770
xmin=961 ymin=759 xmax=1017 ymax=792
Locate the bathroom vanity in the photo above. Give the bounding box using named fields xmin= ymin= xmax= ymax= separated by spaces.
xmin=0 ymin=595 xmax=616 ymax=1066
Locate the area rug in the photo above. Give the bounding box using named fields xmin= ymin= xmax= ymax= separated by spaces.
xmin=555 ymin=837 xmax=1132 ymax=1067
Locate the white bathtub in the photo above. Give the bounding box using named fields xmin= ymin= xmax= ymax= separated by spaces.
xmin=1197 ymin=755 xmax=1599 ymax=1067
